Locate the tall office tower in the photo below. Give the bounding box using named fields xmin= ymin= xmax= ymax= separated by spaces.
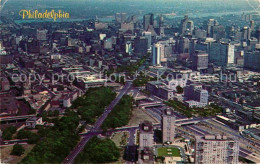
xmin=244 ymin=51 xmax=260 ymax=71
xmin=143 ymin=13 xmax=154 ymax=31
xmin=242 ymin=26 xmax=251 ymax=40
xmin=195 ymin=29 xmax=207 ymax=39
xmin=142 ymin=31 xmax=152 ymax=50
xmin=139 ymin=121 xmax=153 ymax=149
xmin=152 ymin=43 xmax=162 ymax=66
xmin=162 ymin=109 xmax=175 ymax=144
xmin=178 ymin=37 xmax=190 ymax=53
xmin=134 ymin=37 xmax=148 ymax=56
xmin=125 ymin=41 xmax=133 ymax=55
xmin=36 ymin=29 xmax=48 ymax=41
xmin=212 ymin=24 xmax=226 ymax=41
xmin=207 ymin=19 xmax=215 ymax=37
xmin=195 ymin=135 xmax=239 ymax=164
xmin=192 ymin=50 xmax=209 ymax=71
xmin=258 ymin=28 xmax=260 ymax=43
xmin=156 ymin=14 xmax=164 ymax=28
xmin=209 ymin=42 xmax=235 ymax=67
xmin=0 ymin=40 xmax=3 ymax=50
xmin=115 ymin=13 xmax=121 ymax=22
xmin=250 ymin=20 xmax=255 ymax=31
xmin=159 ymin=27 xmax=165 ymax=37
xmin=115 ymin=13 xmax=127 ymax=23
xmin=180 ymin=15 xmax=194 ymax=35
xmin=121 ymin=13 xmax=127 ymax=23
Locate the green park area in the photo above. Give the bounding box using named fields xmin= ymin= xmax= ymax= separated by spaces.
xmin=75 ymin=136 xmax=120 ymax=163
xmin=19 ymin=87 xmax=117 ymax=163
xmin=71 ymin=87 xmax=116 ymax=124
xmin=157 ymin=147 xmax=181 ymax=157
xmin=164 ymin=100 xmax=222 ymax=118
xmin=101 ymin=95 xmax=134 ymax=131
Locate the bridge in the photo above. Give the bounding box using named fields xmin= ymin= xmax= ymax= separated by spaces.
xmin=0 ymin=115 xmax=36 ymax=124
xmin=139 ymin=102 xmax=163 ymax=108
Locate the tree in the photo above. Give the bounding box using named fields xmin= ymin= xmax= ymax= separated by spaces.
xmin=2 ymin=126 xmax=16 ymax=140
xmin=11 ymin=144 xmax=25 ymax=156
xmin=28 ymin=109 xmax=36 ymax=115
xmin=53 ymin=110 xmax=59 ymax=117
xmin=176 ymin=85 xmax=183 ymax=94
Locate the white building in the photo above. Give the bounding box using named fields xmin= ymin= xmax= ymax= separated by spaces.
xmin=162 ymin=109 xmax=176 ymax=144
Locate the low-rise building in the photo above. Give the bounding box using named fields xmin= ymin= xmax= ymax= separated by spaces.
xmin=26 ymin=117 xmax=43 ymax=128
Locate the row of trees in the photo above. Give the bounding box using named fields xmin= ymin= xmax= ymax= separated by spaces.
xmin=101 ymin=95 xmax=133 ymax=131
xmin=72 ymin=87 xmax=116 ymax=124
xmin=75 ymin=136 xmax=120 ymax=163
xmin=165 ymin=100 xmax=222 ymax=117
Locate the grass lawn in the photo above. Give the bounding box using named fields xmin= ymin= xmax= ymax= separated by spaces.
xmin=157 ymin=147 xmax=180 ymax=157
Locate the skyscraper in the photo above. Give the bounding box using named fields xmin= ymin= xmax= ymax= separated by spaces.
xmin=143 ymin=13 xmax=154 ymax=31
xmin=139 ymin=121 xmax=153 ymax=149
xmin=162 ymin=109 xmax=176 ymax=144
xmin=195 ymin=135 xmax=239 ymax=164
xmin=115 ymin=13 xmax=127 ymax=23
xmin=209 ymin=42 xmax=235 ymax=67
xmin=142 ymin=31 xmax=152 ymax=51
xmin=180 ymin=15 xmax=194 ymax=35
xmin=192 ymin=51 xmax=209 ymax=71
xmin=207 ymin=19 xmax=215 ymax=37
xmin=244 ymin=51 xmax=260 ymax=71
xmin=152 ymin=43 xmax=162 ymax=66
xmin=134 ymin=37 xmax=148 ymax=56
xmin=125 ymin=41 xmax=133 ymax=55
xmin=242 ymin=26 xmax=251 ymax=40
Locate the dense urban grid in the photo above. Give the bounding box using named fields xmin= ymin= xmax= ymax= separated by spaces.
xmin=0 ymin=0 xmax=260 ymax=164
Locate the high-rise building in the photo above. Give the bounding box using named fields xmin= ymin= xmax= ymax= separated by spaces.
xmin=244 ymin=51 xmax=260 ymax=71
xmin=250 ymin=20 xmax=255 ymax=31
xmin=0 ymin=40 xmax=3 ymax=49
xmin=180 ymin=15 xmax=194 ymax=35
xmin=242 ymin=26 xmax=251 ymax=40
xmin=152 ymin=43 xmax=162 ymax=66
xmin=192 ymin=51 xmax=209 ymax=71
xmin=212 ymin=24 xmax=226 ymax=41
xmin=162 ymin=109 xmax=175 ymax=144
xmin=195 ymin=135 xmax=239 ymax=164
xmin=143 ymin=13 xmax=154 ymax=31
xmin=115 ymin=13 xmax=127 ymax=23
xmin=195 ymin=29 xmax=207 ymax=39
xmin=142 ymin=31 xmax=152 ymax=50
xmin=36 ymin=29 xmax=48 ymax=41
xmin=209 ymin=42 xmax=235 ymax=66
xmin=207 ymin=19 xmax=215 ymax=37
xmin=125 ymin=41 xmax=133 ymax=55
xmin=178 ymin=37 xmax=190 ymax=53
xmin=134 ymin=37 xmax=148 ymax=56
xmin=139 ymin=121 xmax=153 ymax=149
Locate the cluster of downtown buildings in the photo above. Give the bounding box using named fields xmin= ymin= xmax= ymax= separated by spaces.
xmin=0 ymin=9 xmax=259 ymax=164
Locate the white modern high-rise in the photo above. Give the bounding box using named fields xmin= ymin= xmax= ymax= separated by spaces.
xmin=125 ymin=41 xmax=133 ymax=55
xmin=152 ymin=43 xmax=162 ymax=66
xmin=195 ymin=135 xmax=239 ymax=164
xmin=162 ymin=109 xmax=176 ymax=144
